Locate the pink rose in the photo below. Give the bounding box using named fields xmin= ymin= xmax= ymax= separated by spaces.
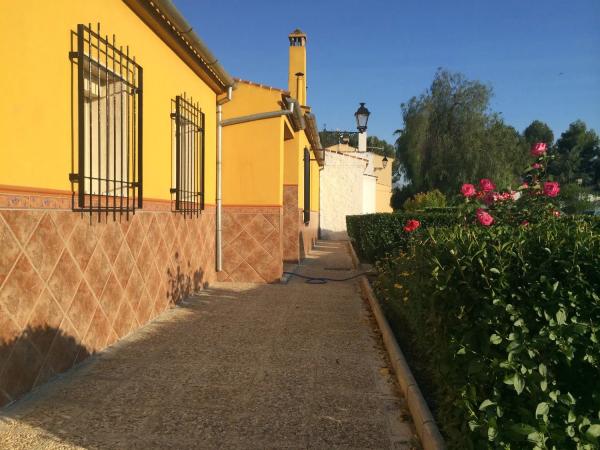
xmin=532 ymin=163 xmax=542 ymax=169
xmin=531 ymin=142 xmax=547 ymax=157
xmin=461 ymin=183 xmax=476 ymax=197
xmin=476 ymin=208 xmax=494 ymax=227
xmin=543 ymin=181 xmax=560 ymax=197
xmin=479 ymin=179 xmax=496 ymax=192
xmin=553 ymin=210 xmax=561 ymax=217
xmin=403 ymin=219 xmax=421 ymax=233
xmin=483 ymin=192 xmax=496 ymax=205
xmin=521 ymin=220 xmax=529 ymax=227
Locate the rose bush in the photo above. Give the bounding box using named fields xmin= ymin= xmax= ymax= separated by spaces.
xmin=350 ymin=142 xmax=600 ymax=449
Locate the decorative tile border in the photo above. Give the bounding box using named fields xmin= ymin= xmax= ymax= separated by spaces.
xmin=0 ymin=185 xmax=211 ymax=212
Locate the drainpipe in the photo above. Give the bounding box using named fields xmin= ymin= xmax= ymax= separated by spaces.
xmin=216 ymin=86 xmax=232 ymax=273
xmin=220 ymin=102 xmax=295 ymax=127
xmin=215 ymin=100 xmax=296 ymax=272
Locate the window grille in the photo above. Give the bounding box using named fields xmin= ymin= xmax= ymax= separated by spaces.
xmin=304 ymin=147 xmax=311 ymax=224
xmin=69 ymin=24 xmax=143 ymax=218
xmin=170 ymin=95 xmax=205 ymax=216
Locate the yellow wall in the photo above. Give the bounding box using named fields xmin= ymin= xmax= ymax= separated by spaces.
xmin=222 ymin=83 xmax=284 ymax=205
xmin=373 ymin=154 xmax=393 ymax=212
xmin=0 ymin=0 xmax=217 ymax=202
xmin=283 ymin=137 xmax=299 ymax=186
xmin=310 ymin=160 xmax=320 ymax=211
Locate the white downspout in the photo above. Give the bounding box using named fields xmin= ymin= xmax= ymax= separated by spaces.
xmin=216 ymin=86 xmax=232 ymax=273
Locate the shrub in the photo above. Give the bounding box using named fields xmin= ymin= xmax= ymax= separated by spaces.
xmin=375 ymin=220 xmax=600 ymax=449
xmin=346 ymin=211 xmax=458 ymax=263
xmin=403 ymin=189 xmax=447 ymax=211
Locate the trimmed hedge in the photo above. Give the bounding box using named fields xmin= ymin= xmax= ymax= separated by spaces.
xmin=375 ymin=220 xmax=600 ymax=449
xmin=346 ymin=212 xmax=459 ymax=263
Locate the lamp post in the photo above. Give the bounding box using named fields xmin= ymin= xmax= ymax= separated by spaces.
xmin=354 ymin=102 xmax=370 ymax=133
xmin=332 ymin=103 xmax=371 ymax=151
xmin=355 ymin=102 xmax=370 ymax=152
xmin=382 ymin=155 xmax=388 ymax=168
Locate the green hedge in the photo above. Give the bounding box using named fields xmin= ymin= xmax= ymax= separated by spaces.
xmin=375 ymin=220 xmax=600 ymax=449
xmin=346 ymin=212 xmax=459 ymax=263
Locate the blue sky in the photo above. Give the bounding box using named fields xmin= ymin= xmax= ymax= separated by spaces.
xmin=174 ymin=0 xmax=600 ymax=144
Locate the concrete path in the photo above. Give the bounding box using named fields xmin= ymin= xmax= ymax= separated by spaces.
xmin=0 ymin=241 xmax=417 ymax=449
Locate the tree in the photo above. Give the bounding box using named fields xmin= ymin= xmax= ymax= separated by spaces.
xmin=523 ymin=120 xmax=554 ymax=146
xmin=550 ymin=120 xmax=600 ymax=190
xmin=394 ymin=69 xmax=527 ymax=195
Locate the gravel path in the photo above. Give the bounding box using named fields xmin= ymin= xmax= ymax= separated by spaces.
xmin=0 ymin=241 xmax=417 ymax=449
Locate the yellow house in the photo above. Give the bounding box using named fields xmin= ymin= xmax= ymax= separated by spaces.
xmin=373 ymin=154 xmax=394 ymax=212
xmin=0 ymin=0 xmax=234 ymax=406
xmin=219 ymin=29 xmax=323 ymax=283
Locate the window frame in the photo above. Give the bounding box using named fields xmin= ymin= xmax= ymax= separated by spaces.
xmin=70 ymin=23 xmax=143 ymax=217
xmin=170 ymin=94 xmax=205 ymax=217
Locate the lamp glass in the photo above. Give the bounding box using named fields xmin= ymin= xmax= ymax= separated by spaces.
xmin=354 ymin=102 xmax=370 ymax=132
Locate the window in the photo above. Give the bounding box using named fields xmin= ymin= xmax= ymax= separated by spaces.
xmin=70 ymin=24 xmax=143 ymax=216
xmin=304 ymin=147 xmax=311 ymax=224
xmin=170 ymin=95 xmax=205 ymax=216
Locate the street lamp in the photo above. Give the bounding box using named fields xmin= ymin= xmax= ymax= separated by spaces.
xmin=354 ymin=102 xmax=370 ymax=133
xmin=382 ymin=155 xmax=388 ymax=169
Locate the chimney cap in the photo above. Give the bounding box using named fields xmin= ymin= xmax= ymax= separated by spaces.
xmin=289 ymin=28 xmax=306 ymax=37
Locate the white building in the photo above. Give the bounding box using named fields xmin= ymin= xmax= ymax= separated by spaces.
xmin=319 ymin=142 xmax=393 ymax=239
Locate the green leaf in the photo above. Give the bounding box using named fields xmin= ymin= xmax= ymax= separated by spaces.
xmin=490 ymin=268 xmax=500 ymax=274
xmin=488 ymin=425 xmax=498 ymax=441
xmin=538 ymin=363 xmax=547 ymax=377
xmin=556 ymin=309 xmax=567 ymax=325
xmin=490 ymin=334 xmax=502 ymax=345
xmin=508 ymin=423 xmax=537 ymax=436
xmin=586 ymin=424 xmax=600 ymax=442
xmin=514 ymin=374 xmax=525 ymax=394
xmin=535 ymin=402 xmax=549 ymax=418
xmin=479 ymin=399 xmax=495 ymax=411
xmin=585 ymin=423 xmax=600 ymax=439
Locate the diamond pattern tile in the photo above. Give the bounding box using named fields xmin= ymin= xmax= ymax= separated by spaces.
xmin=48 ymin=251 xmax=82 ymax=311
xmin=283 ymin=185 xmax=300 ymax=262
xmin=99 ymin=221 xmax=124 ymax=263
xmin=84 ymin=246 xmax=111 ymax=299
xmin=25 ymin=214 xmax=63 ymax=281
xmin=220 ymin=207 xmax=283 ymax=283
xmin=0 ymin=208 xmax=216 ymax=407
xmin=67 ymin=282 xmax=97 ymax=340
xmin=0 ymin=255 xmax=44 ymax=328
xmin=68 ymin=219 xmax=99 ymax=272
xmin=0 ymin=210 xmax=42 ymax=246
xmin=0 ymin=218 xmax=20 ymax=287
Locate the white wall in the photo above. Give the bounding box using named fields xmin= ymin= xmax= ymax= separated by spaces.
xmin=362 ymin=175 xmax=376 ymax=214
xmin=320 ymin=150 xmax=366 ymax=239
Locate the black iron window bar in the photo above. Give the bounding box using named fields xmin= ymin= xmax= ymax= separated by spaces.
xmin=69 ymin=23 xmax=143 ymax=220
xmin=304 ymin=147 xmax=311 ymax=224
xmin=170 ymin=94 xmax=205 ymax=217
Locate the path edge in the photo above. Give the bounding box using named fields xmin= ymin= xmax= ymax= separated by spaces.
xmin=347 ymin=241 xmax=446 ymax=450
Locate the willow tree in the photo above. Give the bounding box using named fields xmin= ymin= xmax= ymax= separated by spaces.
xmin=394 ymin=69 xmax=527 ymax=195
